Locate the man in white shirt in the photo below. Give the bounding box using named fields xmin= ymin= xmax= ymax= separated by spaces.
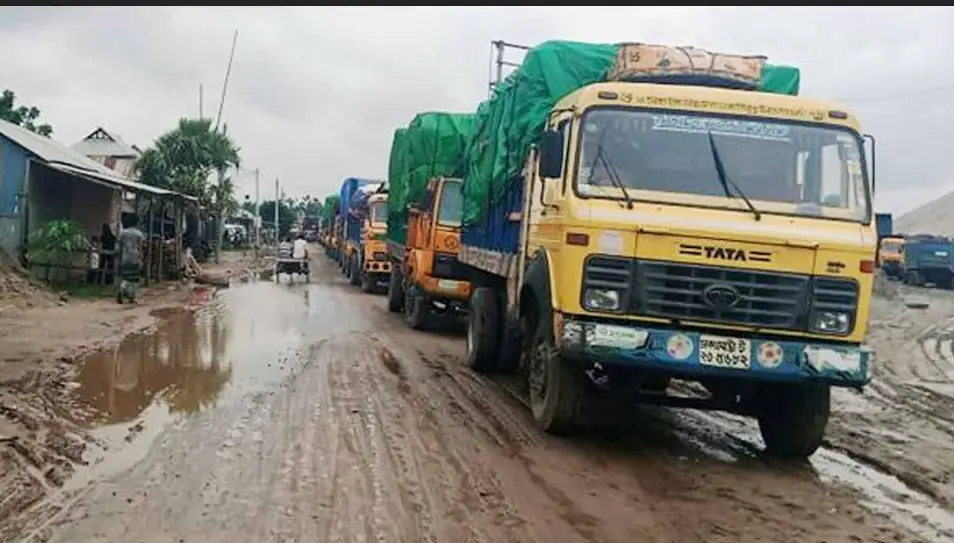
xmin=292 ymin=234 xmax=308 ymax=260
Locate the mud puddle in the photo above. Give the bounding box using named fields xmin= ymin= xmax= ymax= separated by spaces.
xmin=65 ymin=282 xmax=311 ymax=487
xmin=678 ymin=406 xmax=954 ymax=542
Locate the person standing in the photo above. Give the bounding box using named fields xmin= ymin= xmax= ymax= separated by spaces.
xmin=116 ymin=215 xmax=146 ymax=304
xmin=99 ymin=223 xmax=117 ymax=283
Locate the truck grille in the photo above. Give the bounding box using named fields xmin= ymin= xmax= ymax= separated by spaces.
xmin=580 ymin=256 xmax=860 ymax=332
xmin=637 ymin=260 xmax=808 ymax=329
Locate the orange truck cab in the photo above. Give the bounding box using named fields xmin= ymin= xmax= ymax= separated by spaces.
xmin=387 ymin=177 xmax=472 ymax=329
xmin=878 ymin=235 xmax=905 ymax=279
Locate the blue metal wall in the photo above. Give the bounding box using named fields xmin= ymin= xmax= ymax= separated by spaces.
xmin=0 ymin=136 xmax=29 ymax=257
xmin=0 ymin=136 xmax=28 ymax=214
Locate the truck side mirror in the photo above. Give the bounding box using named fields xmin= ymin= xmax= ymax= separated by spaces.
xmin=539 ymin=129 xmax=564 ymax=179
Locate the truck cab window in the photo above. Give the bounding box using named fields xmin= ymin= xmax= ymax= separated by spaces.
xmin=575 ymin=108 xmax=870 ymax=223
xmin=437 ymin=181 xmax=464 ymax=227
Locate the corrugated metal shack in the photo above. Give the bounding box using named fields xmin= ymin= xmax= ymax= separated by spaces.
xmin=0 ymin=119 xmax=196 ymax=285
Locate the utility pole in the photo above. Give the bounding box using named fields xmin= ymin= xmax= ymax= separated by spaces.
xmin=254 ymin=168 xmax=261 ymax=246
xmin=274 ymin=178 xmax=280 ymax=241
xmin=199 ymin=84 xmax=204 ymax=119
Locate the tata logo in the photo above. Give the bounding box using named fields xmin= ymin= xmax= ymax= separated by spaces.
xmin=702 ymin=284 xmax=742 ymax=310
xmin=704 ymin=246 xmax=748 ymax=262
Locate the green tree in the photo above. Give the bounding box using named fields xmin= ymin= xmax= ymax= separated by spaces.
xmin=259 ymin=200 xmax=296 ymax=236
xmin=134 ymin=118 xmax=241 ymax=205
xmin=0 ymin=89 xmax=53 ymax=137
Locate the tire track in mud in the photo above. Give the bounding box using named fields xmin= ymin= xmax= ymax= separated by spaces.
xmin=821 ymin=282 xmax=954 ymax=541
xmin=16 ymin=261 xmax=943 ymax=542
xmin=334 ymin=270 xmax=916 ymax=542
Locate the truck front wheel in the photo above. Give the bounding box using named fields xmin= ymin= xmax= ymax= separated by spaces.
xmin=527 ymin=315 xmax=584 ymax=435
xmin=757 ymin=382 xmax=830 ymax=459
xmin=361 ymin=270 xmax=375 ymax=293
xmin=349 ymin=255 xmax=361 ymax=286
xmin=404 ymin=285 xmax=429 ymax=330
xmin=387 ymin=269 xmax=404 ymax=313
xmin=466 ymin=287 xmax=499 ymax=373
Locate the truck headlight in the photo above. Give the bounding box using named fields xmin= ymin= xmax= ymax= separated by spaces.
xmin=812 ymin=310 xmax=851 ymax=335
xmin=584 ymin=289 xmax=621 ymax=311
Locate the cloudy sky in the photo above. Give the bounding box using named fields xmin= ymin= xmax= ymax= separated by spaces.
xmin=1 ymin=6 xmax=951 ymax=216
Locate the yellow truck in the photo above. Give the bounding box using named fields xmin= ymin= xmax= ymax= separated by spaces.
xmin=350 ymin=186 xmax=392 ymax=293
xmin=458 ymin=41 xmax=876 ymax=458
xmin=877 ymin=235 xmax=905 ymax=279
xmin=385 ymin=115 xmax=474 ymax=329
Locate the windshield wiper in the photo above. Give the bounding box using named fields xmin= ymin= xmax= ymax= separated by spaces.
xmin=588 ymin=133 xmax=635 ymax=209
xmin=706 ymin=131 xmax=761 ymax=221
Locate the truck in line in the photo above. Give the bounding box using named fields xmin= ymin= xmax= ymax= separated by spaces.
xmin=385 ymin=113 xmax=475 ymax=330
xmin=901 ymin=234 xmax=954 ymax=288
xmin=457 ymin=41 xmax=877 ymax=459
xmin=348 ymin=183 xmax=391 ymax=293
xmin=336 ymin=177 xmax=377 ymax=283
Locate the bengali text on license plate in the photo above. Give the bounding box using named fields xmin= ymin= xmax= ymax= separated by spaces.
xmin=698 ymin=335 xmax=751 ymax=369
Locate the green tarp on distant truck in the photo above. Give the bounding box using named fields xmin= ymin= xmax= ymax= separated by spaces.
xmin=461 ymin=39 xmax=801 ymax=225
xmin=320 ymin=195 xmax=339 ymax=221
xmin=386 ymin=112 xmax=475 ymax=245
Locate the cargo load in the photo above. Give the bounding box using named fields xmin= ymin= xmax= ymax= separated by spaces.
xmin=386 ymin=112 xmax=475 ymax=245
xmin=320 ymin=195 xmax=339 ymax=221
xmin=340 ymin=177 xmax=377 ymax=243
xmin=461 ymin=40 xmax=801 ymax=226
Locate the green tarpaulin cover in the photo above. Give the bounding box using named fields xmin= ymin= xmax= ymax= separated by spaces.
xmin=461 ymin=39 xmax=801 ymax=225
xmin=386 ymin=112 xmax=475 ymax=244
xmin=320 ymin=195 xmax=339 ymax=221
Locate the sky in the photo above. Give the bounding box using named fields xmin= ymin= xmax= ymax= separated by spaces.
xmin=1 ymin=6 xmax=952 ymax=216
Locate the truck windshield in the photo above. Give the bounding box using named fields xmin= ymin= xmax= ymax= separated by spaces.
xmin=370 ymin=202 xmax=388 ymax=225
xmin=576 ymin=109 xmax=871 ymax=223
xmin=437 ymin=181 xmax=464 ymax=227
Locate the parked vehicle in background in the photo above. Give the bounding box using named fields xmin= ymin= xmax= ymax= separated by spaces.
xmin=878 ymin=235 xmax=905 ymax=279
xmin=384 ymin=113 xmax=475 ymax=330
xmin=337 ymin=177 xmax=376 ymax=280
xmin=902 ymin=234 xmax=954 ymax=288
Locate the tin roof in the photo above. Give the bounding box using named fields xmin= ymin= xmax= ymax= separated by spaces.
xmin=0 ymin=120 xmax=193 ymax=200
xmin=71 ymin=127 xmax=140 ymax=159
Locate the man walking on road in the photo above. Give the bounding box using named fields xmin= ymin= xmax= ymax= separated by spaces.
xmin=117 ymin=215 xmax=146 ymax=304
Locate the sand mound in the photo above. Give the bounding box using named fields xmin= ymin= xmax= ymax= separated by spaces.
xmin=0 ymin=263 xmax=57 ymax=310
xmin=895 ymin=189 xmax=954 ymax=236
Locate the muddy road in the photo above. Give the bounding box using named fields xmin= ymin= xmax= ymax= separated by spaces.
xmin=7 ymin=258 xmax=954 ymax=542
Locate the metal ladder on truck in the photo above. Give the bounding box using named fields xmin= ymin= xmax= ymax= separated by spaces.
xmin=488 ymin=40 xmax=530 ymax=97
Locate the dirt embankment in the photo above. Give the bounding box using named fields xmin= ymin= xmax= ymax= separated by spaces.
xmin=0 ymin=249 xmax=264 ymax=527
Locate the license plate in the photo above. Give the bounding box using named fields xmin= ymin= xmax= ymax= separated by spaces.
xmin=589 ymin=324 xmax=647 ymax=349
xmin=438 ymin=279 xmax=461 ymax=291
xmin=698 ymin=335 xmax=751 ymax=369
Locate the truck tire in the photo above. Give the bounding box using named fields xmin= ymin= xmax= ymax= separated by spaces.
xmin=905 ymin=269 xmax=922 ymax=287
xmin=349 ymin=255 xmax=361 ymax=286
xmin=404 ymin=285 xmax=429 ymax=330
xmin=361 ymin=271 xmax=375 ymax=293
xmin=466 ymin=287 xmax=500 ymax=373
xmin=757 ymin=382 xmax=830 ymax=459
xmin=527 ymin=314 xmax=584 ymax=435
xmin=387 ymin=269 xmax=404 ymax=313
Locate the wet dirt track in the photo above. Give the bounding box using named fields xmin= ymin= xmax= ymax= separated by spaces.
xmin=11 ymin=259 xmax=954 ymax=542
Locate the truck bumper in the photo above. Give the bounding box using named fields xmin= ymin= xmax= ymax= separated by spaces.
xmin=558 ymin=317 xmax=871 ymax=388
